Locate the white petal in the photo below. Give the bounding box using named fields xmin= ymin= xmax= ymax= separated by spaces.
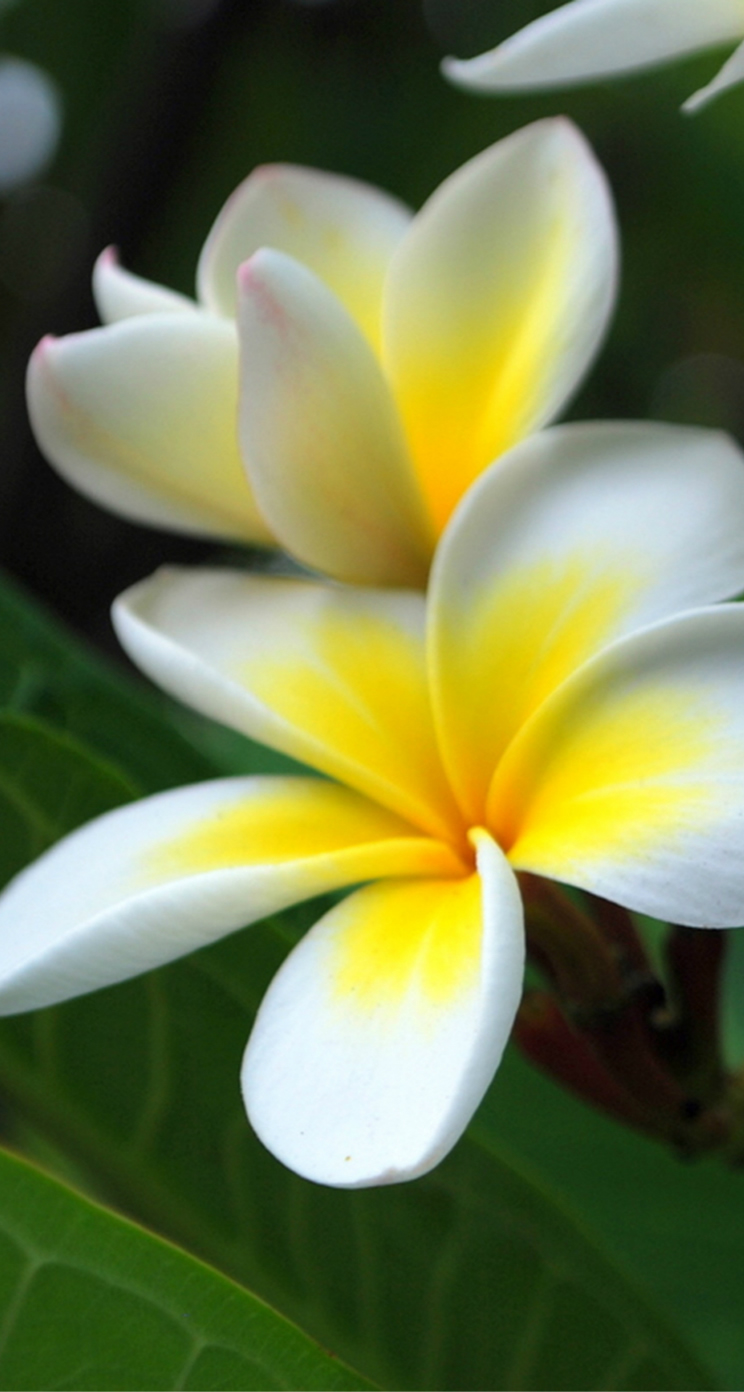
xmin=429 ymin=421 xmax=744 ymax=821
xmin=197 ymin=162 xmax=412 ymax=350
xmin=237 ymin=249 xmax=431 ymax=585
xmin=113 ymin=568 xmax=463 ymax=844
xmin=0 ymin=776 xmax=458 ymax=1013
xmin=382 ymin=119 xmax=617 ymax=532
xmin=489 ymin=606 xmax=744 ymax=927
xmin=27 ymin=316 xmax=272 ymax=542
xmin=442 ymin=0 xmax=744 ymax=93
xmin=92 ymin=247 xmax=196 ymax=324
xmin=243 ymin=831 xmax=524 ymax=1186
xmin=684 ymin=38 xmax=744 ymax=111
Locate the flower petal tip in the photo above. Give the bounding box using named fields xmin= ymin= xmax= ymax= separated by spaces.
xmin=440 ymin=55 xmax=463 ymax=79
xmin=237 ymin=250 xmax=296 ymax=335
xmin=32 ymin=333 xmax=57 ymax=358
xmin=27 ymin=335 xmax=59 ymax=388
xmin=238 ymin=246 xmax=290 ymax=286
xmin=236 ymin=251 xmax=264 ymax=291
xmin=96 ymin=245 xmax=119 ymax=269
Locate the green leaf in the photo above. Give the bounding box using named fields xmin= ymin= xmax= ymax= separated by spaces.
xmin=0 ymin=710 xmax=137 ymax=886
xmin=0 ymin=1145 xmax=374 ymax=1392
xmin=477 ymin=1049 xmax=744 ymax=1391
xmin=0 ymin=567 xmax=300 ymax=787
xmin=0 ymin=923 xmax=714 ymax=1392
xmin=0 ymin=568 xmax=222 ymax=794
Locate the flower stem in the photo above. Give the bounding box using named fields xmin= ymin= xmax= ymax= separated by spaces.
xmin=517 ymin=875 xmax=733 ymax=1157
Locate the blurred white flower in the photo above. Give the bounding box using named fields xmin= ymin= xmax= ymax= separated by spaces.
xmin=27 ymin=119 xmax=618 ymax=587
xmin=443 ymin=0 xmax=744 ymax=114
xmin=0 ymin=56 xmax=61 ymax=194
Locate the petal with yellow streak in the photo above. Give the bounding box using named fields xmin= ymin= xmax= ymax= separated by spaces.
xmin=489 ymin=606 xmax=744 ymax=926
xmin=113 ymin=569 xmax=463 ymax=846
xmin=0 ymin=776 xmax=459 ymax=1014
xmin=27 ymin=315 xmax=273 ymax=543
xmin=429 ymin=421 xmax=744 ymax=822
xmin=382 ymin=118 xmax=617 ymax=532
xmin=197 ymin=162 xmax=412 ymax=352
xmin=242 ymin=831 xmax=524 ymax=1187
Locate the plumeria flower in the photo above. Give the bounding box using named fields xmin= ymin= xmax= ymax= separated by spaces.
xmin=3 ymin=422 xmax=744 ymax=1186
xmin=27 ymin=118 xmax=617 ymax=585
xmin=443 ymin=0 xmax=744 ymax=114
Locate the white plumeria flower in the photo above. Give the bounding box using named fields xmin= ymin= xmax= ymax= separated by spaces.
xmin=3 ymin=422 xmax=744 ymax=1186
xmin=27 ymin=117 xmax=617 ymax=585
xmin=443 ymin=0 xmax=744 ymax=114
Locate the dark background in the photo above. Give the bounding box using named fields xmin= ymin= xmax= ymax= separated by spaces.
xmin=1 ymin=0 xmax=743 ymax=652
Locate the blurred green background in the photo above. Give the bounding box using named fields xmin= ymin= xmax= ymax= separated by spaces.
xmin=1 ymin=0 xmax=743 ymax=651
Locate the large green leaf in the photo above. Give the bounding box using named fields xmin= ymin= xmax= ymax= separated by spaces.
xmin=0 ymin=568 xmax=215 ymax=794
xmin=476 ymin=1048 xmax=744 ymax=1392
xmin=0 ymin=924 xmax=715 ymax=1392
xmin=0 ymin=1145 xmax=373 ymax=1392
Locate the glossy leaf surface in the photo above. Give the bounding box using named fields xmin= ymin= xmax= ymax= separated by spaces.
xmin=0 ymin=1145 xmax=373 ymax=1391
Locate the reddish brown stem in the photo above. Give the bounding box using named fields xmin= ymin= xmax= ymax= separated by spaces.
xmin=519 ymin=874 xmax=701 ymax=1132
xmin=514 ymin=991 xmax=666 ymax=1137
xmin=518 ymin=873 xmax=622 ymax=1011
xmin=655 ymin=928 xmax=727 ymax=1100
xmin=583 ymin=892 xmax=656 ymax=987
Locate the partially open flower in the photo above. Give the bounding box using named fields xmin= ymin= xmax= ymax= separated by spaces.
xmin=27 ymin=118 xmax=617 ymax=585
xmin=443 ymin=0 xmax=744 ymax=114
xmin=2 ymin=422 xmax=744 ymax=1186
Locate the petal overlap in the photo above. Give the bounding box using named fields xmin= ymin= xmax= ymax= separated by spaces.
xmin=243 ymin=831 xmax=524 ymax=1186
xmin=197 ymin=162 xmax=412 ymax=349
xmin=113 ymin=568 xmax=464 ymax=845
xmin=382 ymin=119 xmax=617 ymax=531
xmin=0 ymin=776 xmax=459 ymax=1014
xmin=429 ymin=422 xmax=744 ymax=821
xmin=28 ymin=123 xmax=618 ymax=582
xmin=491 ymin=607 xmax=744 ymax=926
xmin=27 ymin=316 xmax=271 ymax=541
xmin=237 ymin=249 xmax=431 ymax=585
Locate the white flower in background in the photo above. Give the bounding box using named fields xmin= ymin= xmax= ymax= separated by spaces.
xmin=2 ymin=423 xmax=744 ymax=1186
xmin=27 ymin=118 xmax=617 ymax=585
xmin=443 ymin=0 xmax=744 ymax=114
xmin=0 ymin=56 xmax=61 ymax=193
